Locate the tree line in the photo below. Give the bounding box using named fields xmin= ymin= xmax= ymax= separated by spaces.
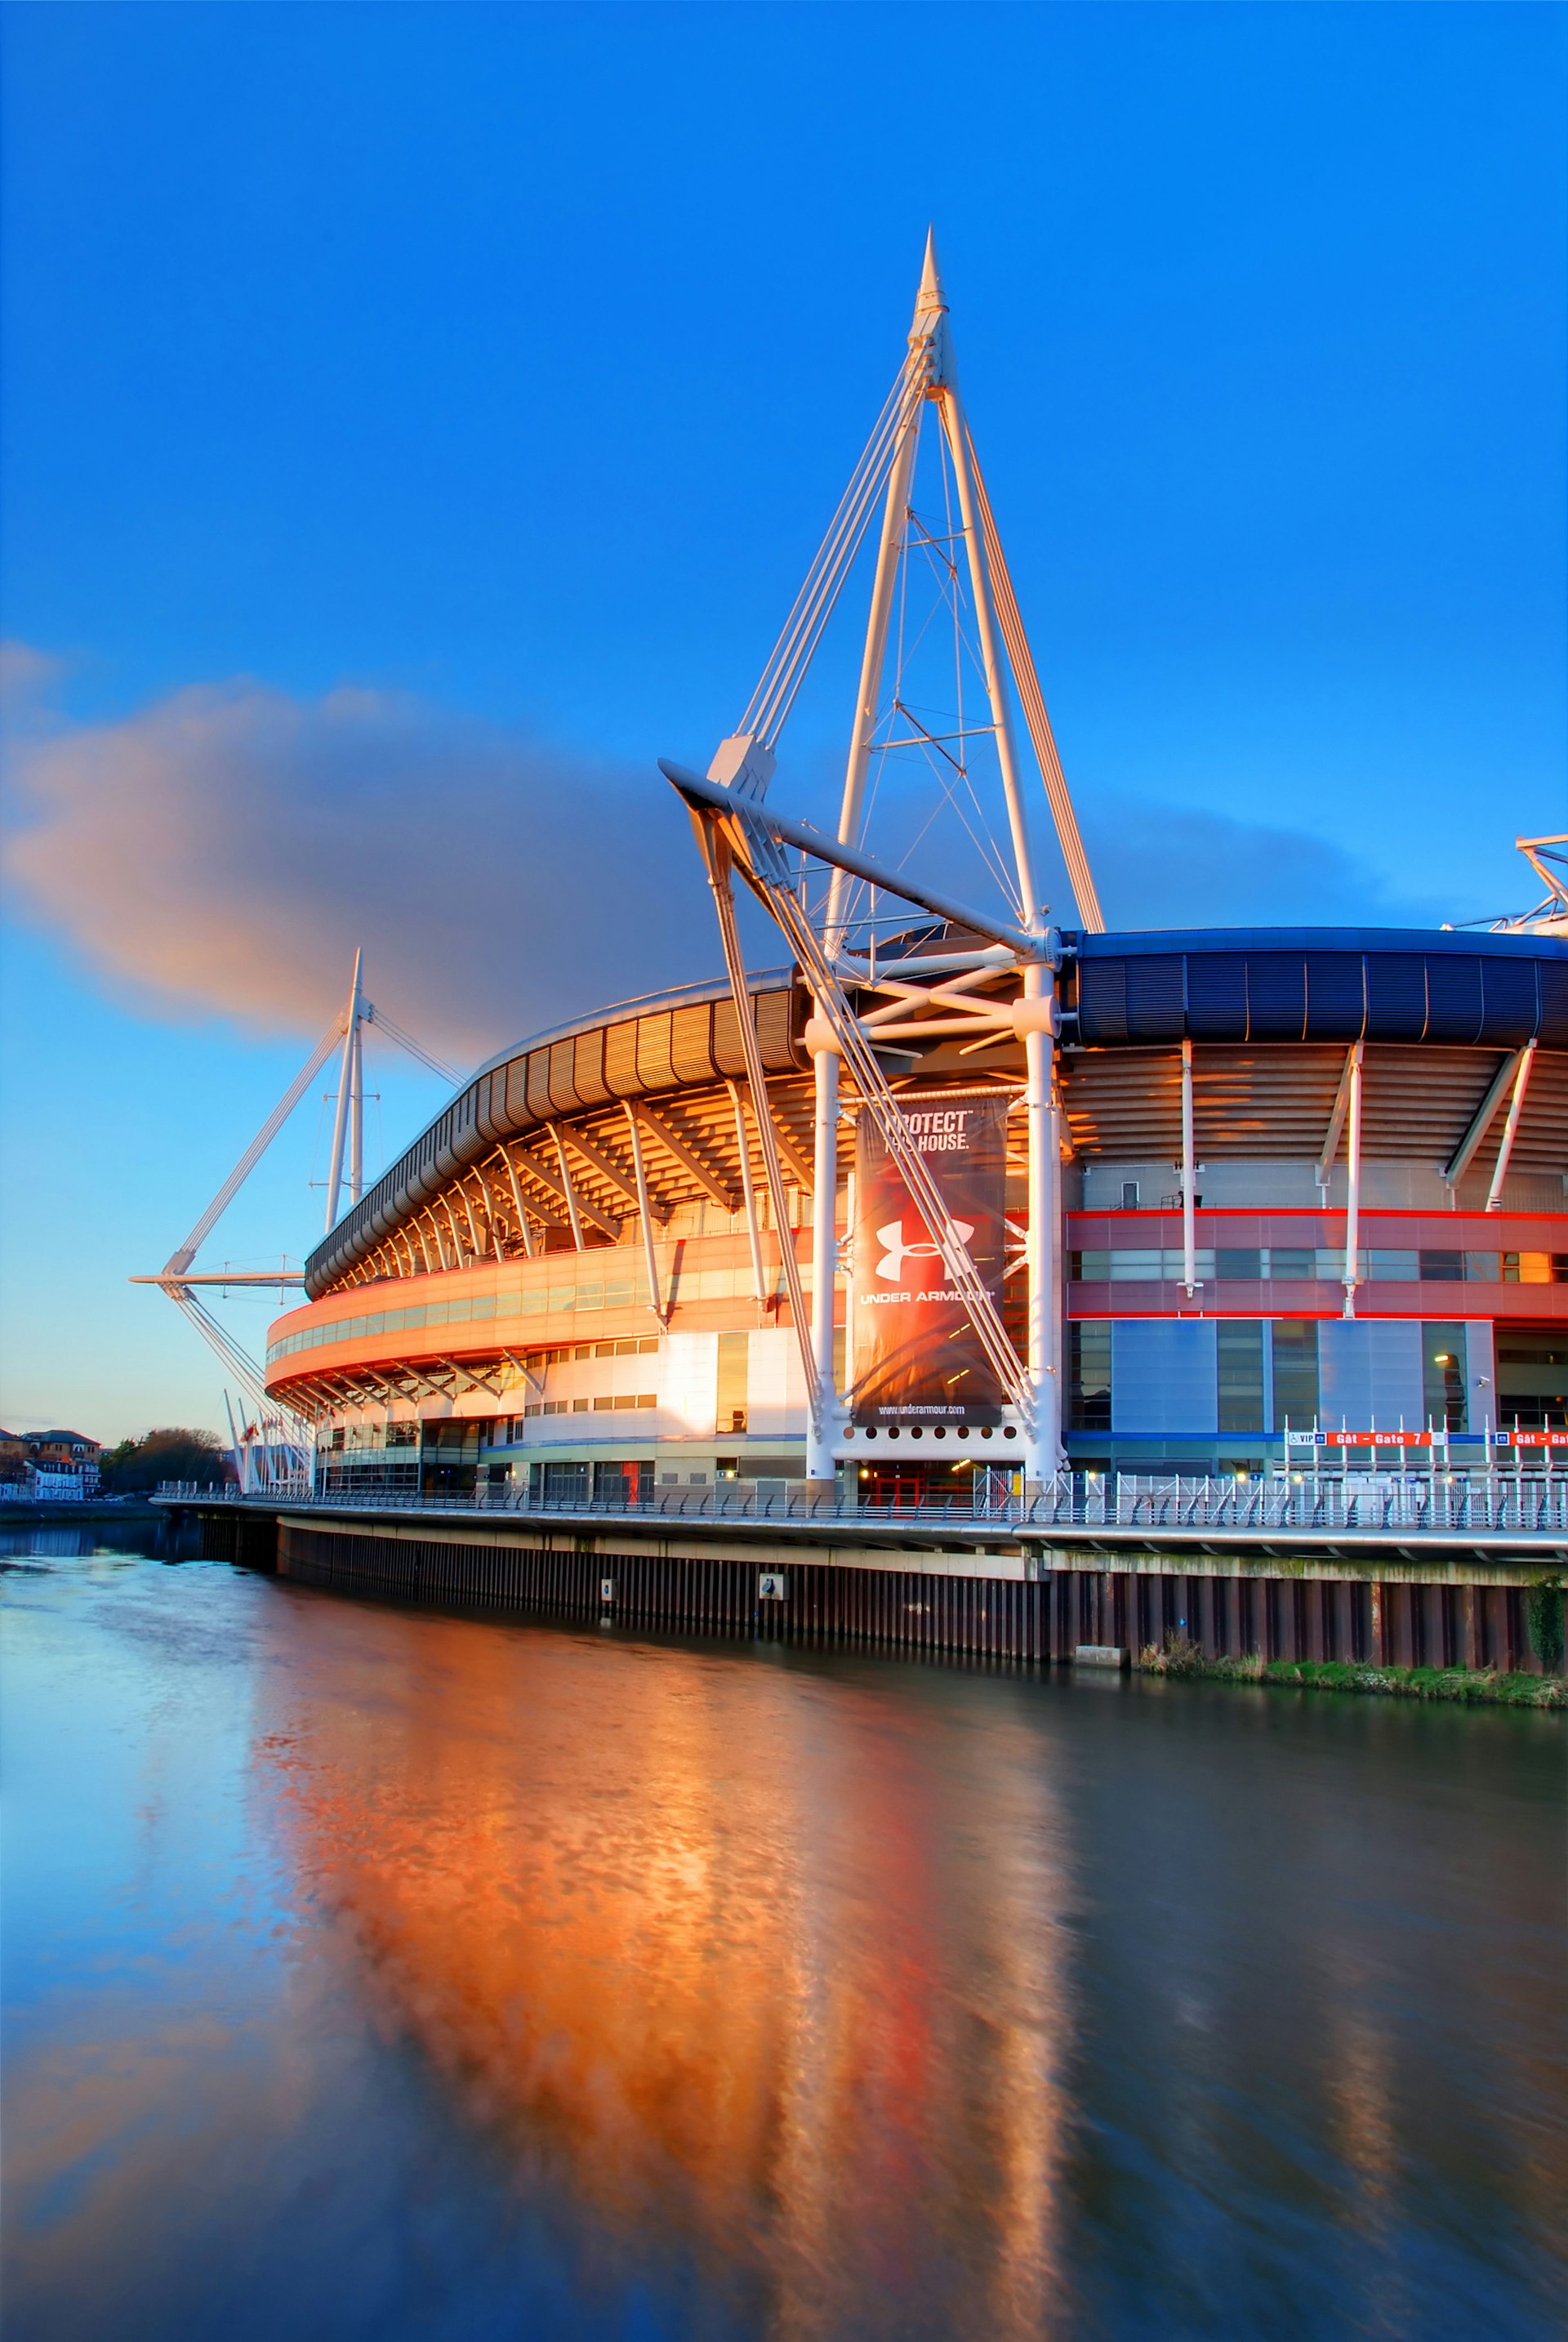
xmin=100 ymin=1428 xmax=233 ymax=1493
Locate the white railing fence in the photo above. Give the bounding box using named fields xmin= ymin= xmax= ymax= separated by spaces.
xmin=157 ymin=1472 xmax=1568 ymax=1536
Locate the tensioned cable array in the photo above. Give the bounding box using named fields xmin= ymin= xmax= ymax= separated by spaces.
xmin=738 ymin=350 xmax=930 ymax=747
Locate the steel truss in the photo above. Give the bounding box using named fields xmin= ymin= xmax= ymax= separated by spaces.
xmin=133 ymin=951 xmax=460 ymax=1470
xmin=666 ymin=234 xmax=1095 ymax=1485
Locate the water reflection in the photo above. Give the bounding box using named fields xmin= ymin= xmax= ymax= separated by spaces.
xmin=254 ymin=1603 xmax=1074 ymax=2338
xmin=2 ymin=1552 xmax=1564 ymax=2340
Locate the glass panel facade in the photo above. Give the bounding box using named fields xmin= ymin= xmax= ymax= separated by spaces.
xmin=1319 ymin=1320 xmax=1424 ymax=1430
xmin=1271 ymin=1321 xmax=1318 ymax=1432
xmin=1111 ymin=1321 xmax=1218 ymax=1436
xmin=1067 ymin=1247 xmax=1548 ymax=1287
xmin=1068 ymin=1323 xmax=1111 ymax=1431
xmin=716 ymin=1332 xmax=749 ymax=1435
xmin=1493 ymin=1329 xmax=1568 ymax=1428
xmin=1422 ymin=1324 xmax=1468 ymax=1432
xmin=1217 ymin=1320 xmax=1265 ymax=1434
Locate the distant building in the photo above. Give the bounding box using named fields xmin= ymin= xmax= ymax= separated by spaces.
xmin=29 ymin=1468 xmax=87 ymax=1501
xmin=20 ymin=1430 xmax=101 ymax=1496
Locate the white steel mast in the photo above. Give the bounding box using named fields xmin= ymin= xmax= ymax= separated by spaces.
xmin=323 ymin=947 xmax=364 ymax=1232
xmin=677 ymin=233 xmax=1099 ymax=1497
xmin=132 ymin=952 xmax=459 ymax=1449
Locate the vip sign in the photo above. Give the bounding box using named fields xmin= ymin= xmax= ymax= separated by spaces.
xmin=850 ymin=1092 xmax=1009 ymax=1427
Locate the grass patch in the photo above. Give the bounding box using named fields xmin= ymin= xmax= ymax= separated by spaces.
xmin=1138 ymin=1633 xmax=1565 ymax=1708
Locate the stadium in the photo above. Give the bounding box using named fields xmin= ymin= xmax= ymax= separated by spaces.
xmin=257 ymin=242 xmax=1568 ymax=1510
xmin=264 ymin=924 xmax=1567 ymax=1506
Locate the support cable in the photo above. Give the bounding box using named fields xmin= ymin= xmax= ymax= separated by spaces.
xmin=163 ymin=1019 xmax=343 ymax=1274
xmin=742 ymin=359 xmax=928 ymax=747
xmin=364 ymin=1006 xmax=462 ymax=1088
xmin=695 ymin=821 xmax=822 ymax=1423
xmin=717 ymin=808 xmax=1031 ymax=1416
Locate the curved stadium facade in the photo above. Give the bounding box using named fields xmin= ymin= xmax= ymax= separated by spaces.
xmin=267 ymin=926 xmax=1568 ymax=1505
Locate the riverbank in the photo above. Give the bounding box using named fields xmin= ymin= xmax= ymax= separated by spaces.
xmin=0 ymin=1500 xmax=162 ymax=1528
xmin=1139 ymin=1640 xmax=1566 ymax=1708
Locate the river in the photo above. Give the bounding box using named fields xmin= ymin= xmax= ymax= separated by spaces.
xmin=2 ymin=1529 xmax=1563 ymax=2339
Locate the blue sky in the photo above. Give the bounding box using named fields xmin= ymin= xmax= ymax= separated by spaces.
xmin=2 ymin=1 xmax=1564 ymax=1440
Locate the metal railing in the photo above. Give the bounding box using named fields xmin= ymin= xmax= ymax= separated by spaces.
xmin=156 ymin=1478 xmax=311 ymax=1503
xmin=158 ymin=1473 xmax=1568 ymax=1537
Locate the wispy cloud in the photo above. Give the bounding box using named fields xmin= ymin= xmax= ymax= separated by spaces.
xmin=0 ymin=639 xmax=66 ymax=711
xmin=1082 ymin=795 xmax=1446 ymax=932
xmin=2 ymin=666 xmax=719 ymax=1063
xmin=2 ymin=650 xmax=1450 ymax=1071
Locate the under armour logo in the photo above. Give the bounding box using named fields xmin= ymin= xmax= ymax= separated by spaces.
xmin=875 ymin=1217 xmax=974 ymax=1282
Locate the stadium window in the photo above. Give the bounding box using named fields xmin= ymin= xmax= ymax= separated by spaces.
xmin=1423 ymin=1326 xmax=1467 ymax=1432
xmin=1217 ymin=1321 xmax=1265 ymax=1434
xmin=1069 ymin=1323 xmax=1111 ymax=1433
xmin=717 ymin=1332 xmax=748 ymax=1437
xmin=1503 ymin=1253 xmax=1568 ymax=1284
xmin=1492 ymin=1332 xmax=1568 ymax=1427
xmin=1271 ymin=1321 xmax=1318 ymax=1432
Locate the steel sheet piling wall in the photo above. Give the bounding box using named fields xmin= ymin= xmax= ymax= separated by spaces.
xmin=217 ymin=1517 xmax=1552 ymax=1675
xmin=274 ymin=1523 xmax=1063 ymax=1662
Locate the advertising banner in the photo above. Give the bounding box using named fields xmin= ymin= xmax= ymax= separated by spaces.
xmin=1287 ymin=1429 xmax=1450 ymax=1448
xmin=850 ymin=1093 xmax=1010 ymax=1428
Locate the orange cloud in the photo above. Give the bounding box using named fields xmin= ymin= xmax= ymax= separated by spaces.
xmin=2 ymin=667 xmax=717 ymax=1062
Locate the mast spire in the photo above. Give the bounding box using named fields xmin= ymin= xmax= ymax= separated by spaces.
xmin=916 ymin=224 xmax=946 ymax=314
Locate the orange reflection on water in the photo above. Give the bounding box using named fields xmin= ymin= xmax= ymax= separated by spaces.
xmin=255 ymin=1598 xmax=1076 ymax=2333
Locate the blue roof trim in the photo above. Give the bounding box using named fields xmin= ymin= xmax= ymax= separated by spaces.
xmin=1067 ymin=930 xmax=1567 ymax=1049
xmin=1071 ymin=926 xmax=1567 ymax=961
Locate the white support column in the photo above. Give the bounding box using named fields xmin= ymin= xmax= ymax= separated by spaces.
xmin=933 ymin=274 xmax=1064 ymax=1479
xmin=323 ymin=947 xmax=363 ymax=1233
xmin=1180 ymin=1037 xmax=1197 ymax=1296
xmin=821 ymin=302 xmax=929 ymax=957
xmin=1049 ymin=1089 xmax=1065 ymax=1412
xmin=938 ymin=382 xmax=1038 ymax=921
xmin=348 ymin=1016 xmax=364 ymax=1206
xmin=727 ymin=1081 xmax=768 ymax=1311
xmin=1342 ymin=1042 xmax=1365 ymax=1318
xmin=551 ymin=1126 xmax=586 ymax=1251
xmin=1020 ymin=958 xmax=1059 ymax=1483
xmin=1486 ymin=1040 xmax=1535 ymax=1212
xmin=804 ymin=239 xmax=940 ymax=1489
xmin=806 ymin=1037 xmax=841 ymax=1488
xmin=501 ymin=1149 xmax=537 ymax=1260
xmin=623 ymin=1103 xmax=667 ymax=1326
